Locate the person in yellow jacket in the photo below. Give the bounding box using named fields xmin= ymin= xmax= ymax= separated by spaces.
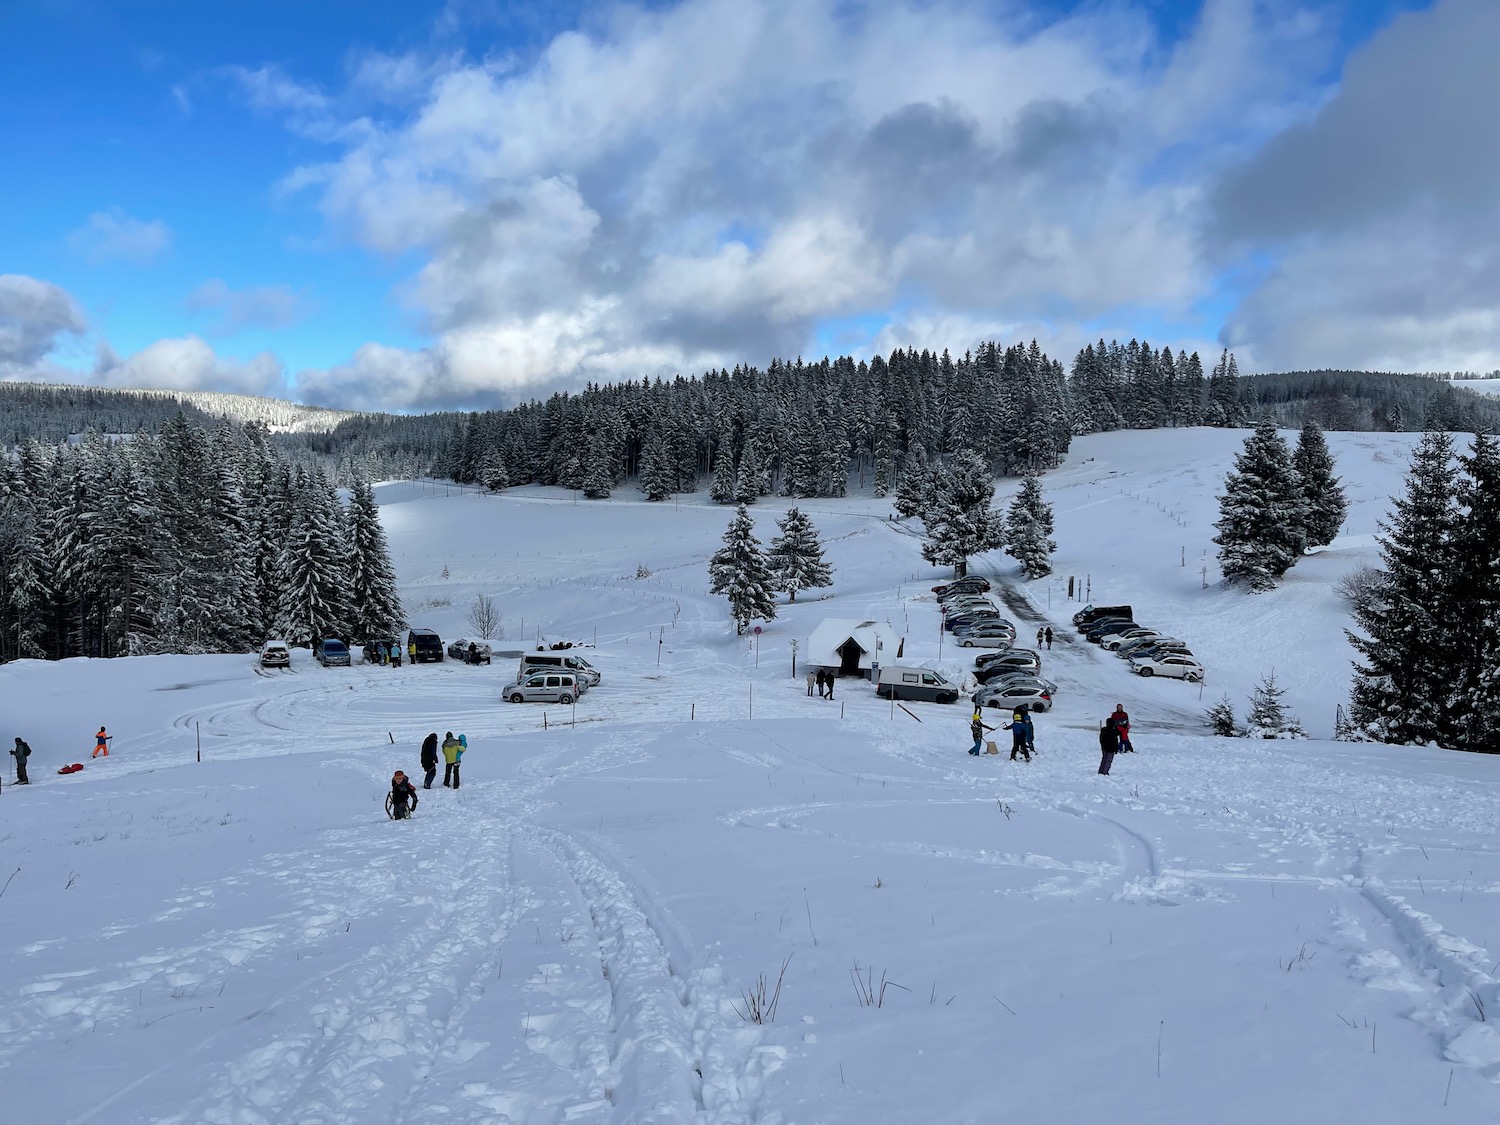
xmin=441 ymin=731 xmax=463 ymax=789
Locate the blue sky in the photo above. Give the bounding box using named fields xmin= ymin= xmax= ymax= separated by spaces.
xmin=6 ymin=0 xmax=1492 ymax=411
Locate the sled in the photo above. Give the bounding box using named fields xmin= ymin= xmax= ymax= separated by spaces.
xmin=985 ymin=741 xmax=999 ymax=755
xmin=384 ymin=794 xmax=415 ymax=820
xmin=57 ymin=763 xmax=84 ymax=775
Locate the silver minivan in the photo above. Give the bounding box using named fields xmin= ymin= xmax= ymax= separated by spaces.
xmin=503 ymin=671 xmax=586 ymax=704
xmin=517 ymin=652 xmax=601 ymax=686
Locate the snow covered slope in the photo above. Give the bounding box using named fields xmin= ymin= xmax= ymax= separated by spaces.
xmin=3 ymin=429 xmax=1499 ymax=1124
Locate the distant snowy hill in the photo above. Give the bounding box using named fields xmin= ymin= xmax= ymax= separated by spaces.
xmin=116 ymin=386 xmax=358 ymax=433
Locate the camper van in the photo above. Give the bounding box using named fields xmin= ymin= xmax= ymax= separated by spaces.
xmin=874 ymin=664 xmax=960 ymax=704
xmin=517 ymin=652 xmax=600 ymax=686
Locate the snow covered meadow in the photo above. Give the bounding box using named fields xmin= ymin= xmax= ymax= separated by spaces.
xmin=4 ymin=426 xmax=1500 ymax=1124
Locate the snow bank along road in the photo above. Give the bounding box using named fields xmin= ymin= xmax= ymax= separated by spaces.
xmin=5 ymin=432 xmax=1500 ymax=1124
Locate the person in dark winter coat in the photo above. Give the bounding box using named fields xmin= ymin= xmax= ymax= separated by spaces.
xmin=420 ymin=732 xmax=439 ymax=789
xmin=815 ymin=669 xmax=827 ymax=698
xmin=390 ymin=770 xmax=419 ymax=819
xmin=441 ymin=732 xmax=463 ymax=789
xmin=11 ymin=737 xmax=31 ymax=784
xmin=1004 ymin=708 xmax=1033 ymax=761
xmin=968 ymin=714 xmax=995 ymax=756
xmin=1111 ymin=704 xmax=1133 ymax=751
xmin=825 ymin=673 xmax=834 ymax=701
xmin=1098 ymin=716 xmax=1121 ymax=775
xmin=1044 ymin=627 xmax=1053 ymax=649
xmin=1036 ymin=628 xmax=1045 ymax=648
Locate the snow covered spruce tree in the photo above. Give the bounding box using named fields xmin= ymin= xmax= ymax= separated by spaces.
xmin=1292 ymin=421 xmax=1347 ymax=548
xmin=1347 ymin=432 xmax=1458 ymax=746
xmin=1245 ymin=671 xmax=1306 ymax=738
xmin=1206 ymin=696 xmax=1238 ymax=737
xmin=275 ymin=468 xmax=351 ymax=646
xmin=710 ymin=444 xmax=737 ymax=505
xmin=1451 ymin=433 xmax=1500 ymax=750
xmin=1005 ymin=473 xmax=1056 ymax=579
xmin=707 ymin=505 xmax=778 ymax=634
xmin=346 ymin=478 xmax=405 ymax=639
xmin=891 ymin=443 xmax=930 ymax=520
xmin=767 ymin=507 xmax=833 ymax=603
xmin=921 ymin=450 xmax=1005 ymax=578
xmin=1212 ymin=418 xmax=1306 ymax=591
xmin=638 ymin=431 xmax=673 ymax=501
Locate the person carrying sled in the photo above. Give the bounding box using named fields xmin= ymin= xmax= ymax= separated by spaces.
xmin=968 ymin=713 xmax=996 ymax=756
xmin=442 ymin=731 xmax=463 ymax=789
xmin=420 ymin=732 xmax=439 ymax=789
xmin=1098 ymin=715 xmax=1121 ymax=775
xmin=1004 ymin=707 xmax=1034 ymax=762
xmin=92 ymin=727 xmax=111 ymax=758
xmin=11 ymin=737 xmax=31 ymax=784
xmin=390 ymin=770 xmax=419 ymax=819
xmin=1111 ymin=704 xmax=1132 ymax=752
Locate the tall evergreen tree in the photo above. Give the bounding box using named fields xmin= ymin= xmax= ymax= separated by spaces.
xmin=1450 ymin=433 xmax=1500 ymax=750
xmin=346 ymin=478 xmax=405 ymax=638
xmin=1291 ymin=421 xmax=1347 ymax=548
xmin=892 ymin=443 xmax=930 ymax=520
xmin=766 ymin=507 xmax=833 ymax=602
xmin=921 ymin=451 xmax=1005 ymax=578
xmin=638 ymin=430 xmax=673 ymax=501
xmin=1005 ymin=473 xmax=1057 ymax=579
xmin=707 ymin=506 xmax=778 ymax=634
xmin=1347 ymin=432 xmax=1459 ymax=745
xmin=709 ymin=443 xmax=737 ymax=504
xmin=1213 ymin=418 xmax=1306 ymax=591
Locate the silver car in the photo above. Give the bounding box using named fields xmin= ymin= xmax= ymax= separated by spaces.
xmin=503 ymin=671 xmax=587 ymax=704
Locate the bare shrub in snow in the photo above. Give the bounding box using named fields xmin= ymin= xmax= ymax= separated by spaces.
xmin=1335 ymin=564 xmax=1385 ymax=614
xmin=733 ymin=954 xmax=791 ymax=1024
xmin=467 ymin=593 xmax=502 ymax=639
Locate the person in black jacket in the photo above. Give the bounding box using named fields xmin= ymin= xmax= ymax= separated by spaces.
xmin=390 ymin=771 xmax=419 ymax=819
xmin=11 ymin=737 xmax=31 ymax=784
xmin=420 ymin=732 xmax=439 ymax=789
xmin=1098 ymin=716 xmax=1120 ymax=775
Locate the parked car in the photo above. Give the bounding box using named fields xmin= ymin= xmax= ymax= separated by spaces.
xmin=1085 ymin=620 xmax=1141 ymax=643
xmin=519 ymin=652 xmax=601 ymax=686
xmin=975 ymin=649 xmax=1026 ymax=669
xmin=933 ymin=578 xmax=990 ymax=596
xmin=259 ymin=639 xmax=291 ymax=668
xmin=315 ymin=638 xmax=351 ymax=667
xmin=974 ymin=651 xmax=1043 ymax=681
xmin=1128 ymin=641 xmax=1194 ymax=661
xmin=1118 ymin=637 xmax=1191 ymax=659
xmin=941 ymin=592 xmax=996 ymax=608
xmin=448 ymin=638 xmax=493 ymax=664
xmin=955 ymin=618 xmax=1015 ymax=636
xmin=945 ymin=610 xmax=1004 ymax=632
xmin=1100 ymin=628 xmax=1164 ymax=651
xmin=407 ymin=628 xmax=444 ymax=663
xmin=1131 ymin=653 xmax=1205 ymax=681
xmin=503 ymin=670 xmax=586 ymax=704
xmin=975 ymin=682 xmax=1053 ymax=712
xmin=875 ymin=665 xmax=960 ymax=704
xmin=361 ymin=636 xmax=398 ymax=664
xmin=979 ymin=671 xmax=1059 ymax=694
xmin=1114 ymin=634 xmax=1180 ymax=657
xmin=1073 ymin=604 xmax=1133 ymax=627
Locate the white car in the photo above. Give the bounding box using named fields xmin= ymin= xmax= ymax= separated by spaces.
xmin=975 ymin=682 xmax=1052 ymax=712
xmin=956 ymin=631 xmax=1013 ymax=648
xmin=1131 ymin=653 xmax=1205 ymax=681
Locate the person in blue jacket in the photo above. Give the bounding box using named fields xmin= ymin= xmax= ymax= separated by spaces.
xmin=1004 ymin=707 xmax=1034 ymax=762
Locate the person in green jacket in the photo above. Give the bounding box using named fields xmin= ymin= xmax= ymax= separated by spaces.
xmin=441 ymin=731 xmax=463 ymax=789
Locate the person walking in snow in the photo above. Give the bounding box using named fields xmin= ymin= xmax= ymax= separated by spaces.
xmin=1036 ymin=627 xmax=1045 ymax=648
xmin=968 ymin=714 xmax=995 ymax=756
xmin=11 ymin=737 xmax=31 ymax=785
xmin=1044 ymin=627 xmax=1053 ymax=650
xmin=825 ymin=673 xmax=834 ymax=701
xmin=441 ymin=732 xmax=463 ymax=789
xmin=806 ymin=670 xmax=816 ymax=697
xmin=389 ymin=770 xmax=419 ymax=819
xmin=1111 ymin=704 xmax=1132 ymax=752
xmin=420 ymin=732 xmax=439 ymax=789
xmin=92 ymin=727 xmax=111 ymax=758
xmin=1004 ymin=707 xmax=1033 ymax=762
xmin=1098 ymin=715 xmax=1121 ymax=775
xmin=390 ymin=642 xmax=402 ymax=668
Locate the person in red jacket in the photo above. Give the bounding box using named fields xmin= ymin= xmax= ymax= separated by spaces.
xmin=1111 ymin=704 xmax=1132 ymax=752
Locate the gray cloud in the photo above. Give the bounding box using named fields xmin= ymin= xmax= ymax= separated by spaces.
xmin=1214 ymin=0 xmax=1500 ymax=372
xmin=0 ymin=275 xmax=87 ymax=368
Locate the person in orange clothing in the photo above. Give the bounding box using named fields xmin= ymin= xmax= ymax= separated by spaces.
xmin=92 ymin=727 xmax=112 ymax=758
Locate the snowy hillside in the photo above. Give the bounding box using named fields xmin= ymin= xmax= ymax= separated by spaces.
xmin=4 ymin=428 xmax=1500 ymax=1124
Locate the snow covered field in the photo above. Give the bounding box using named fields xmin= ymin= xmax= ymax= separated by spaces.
xmin=4 ymin=427 xmax=1500 ymax=1124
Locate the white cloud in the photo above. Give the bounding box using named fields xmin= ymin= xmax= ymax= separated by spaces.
xmin=185 ymin=279 xmax=314 ymax=334
xmin=66 ymin=208 xmax=172 ymax=266
xmin=91 ymin=336 xmax=286 ymax=395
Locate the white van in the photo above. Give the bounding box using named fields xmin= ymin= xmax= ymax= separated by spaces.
xmin=503 ymin=671 xmax=586 ymax=704
xmin=518 ymin=652 xmax=601 ymax=686
xmin=874 ymin=664 xmax=960 ymax=704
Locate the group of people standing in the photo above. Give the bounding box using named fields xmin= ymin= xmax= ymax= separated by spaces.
xmin=964 ymin=702 xmax=1135 ymax=774
xmin=5 ymin=727 xmax=113 ymax=789
xmin=806 ymin=669 xmax=837 ymax=700
xmin=1097 ymin=704 xmax=1132 ymax=774
xmin=390 ymin=731 xmax=467 ymax=819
